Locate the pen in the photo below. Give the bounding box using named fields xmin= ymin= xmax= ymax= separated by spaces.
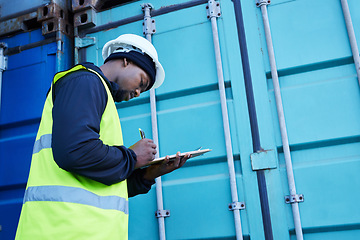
xmin=139 ymin=128 xmax=146 ymax=139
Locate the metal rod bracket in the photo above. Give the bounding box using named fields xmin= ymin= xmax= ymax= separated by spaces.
xmin=0 ymin=43 xmax=8 ymax=72
xmin=142 ymin=4 xmax=156 ymax=35
xmin=285 ymin=194 xmax=304 ymax=204
xmin=256 ymin=0 xmax=271 ymax=7
xmin=228 ymin=201 xmax=246 ymax=211
xmin=141 ymin=3 xmax=154 ymax=12
xmin=155 ymin=209 xmax=170 ymax=218
xmin=206 ymin=0 xmax=221 ymax=19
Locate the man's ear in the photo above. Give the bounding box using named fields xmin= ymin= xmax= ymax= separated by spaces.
xmin=123 ymin=58 xmax=129 ymax=67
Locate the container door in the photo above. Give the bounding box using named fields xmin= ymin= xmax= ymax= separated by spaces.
xmin=76 ymin=0 xmax=264 ymax=239
xmin=245 ymin=0 xmax=360 ymax=239
xmin=0 ymin=4 xmax=73 ymax=237
xmin=73 ymin=0 xmax=360 ymax=239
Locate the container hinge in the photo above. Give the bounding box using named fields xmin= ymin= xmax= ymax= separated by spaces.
xmin=256 ymin=0 xmax=271 ymax=7
xmin=206 ymin=0 xmax=221 ymax=19
xmin=155 ymin=209 xmax=170 ymax=218
xmin=228 ymin=201 xmax=246 ymax=211
xmin=75 ymin=36 xmax=96 ymax=49
xmin=285 ymin=194 xmax=304 ymax=204
xmin=142 ymin=4 xmax=156 ymax=35
xmin=0 ymin=43 xmax=8 ymax=72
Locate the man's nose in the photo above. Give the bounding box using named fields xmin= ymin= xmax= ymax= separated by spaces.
xmin=134 ymin=89 xmax=141 ymax=97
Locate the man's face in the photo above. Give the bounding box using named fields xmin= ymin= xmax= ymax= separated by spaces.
xmin=114 ymin=62 xmax=151 ymax=102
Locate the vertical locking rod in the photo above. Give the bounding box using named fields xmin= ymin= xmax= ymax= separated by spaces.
xmin=256 ymin=1 xmax=304 ymax=239
xmin=142 ymin=4 xmax=167 ymax=240
xmin=207 ymin=1 xmax=243 ymax=239
xmin=340 ymin=0 xmax=360 ymax=86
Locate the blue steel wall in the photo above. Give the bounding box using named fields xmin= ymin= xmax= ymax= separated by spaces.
xmin=0 ymin=28 xmax=72 ymax=239
xmin=1 ymin=0 xmax=359 ymax=239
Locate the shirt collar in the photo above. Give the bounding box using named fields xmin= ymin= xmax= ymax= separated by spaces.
xmin=80 ymin=62 xmax=120 ymax=101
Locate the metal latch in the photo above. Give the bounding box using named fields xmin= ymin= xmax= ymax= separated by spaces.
xmin=228 ymin=201 xmax=245 ymax=211
xmin=155 ymin=209 xmax=170 ymax=218
xmin=250 ymin=149 xmax=277 ymax=171
xmin=285 ymin=194 xmax=304 ymax=204
xmin=206 ymin=0 xmax=221 ymax=19
xmin=75 ymin=36 xmax=96 ymax=49
xmin=256 ymin=0 xmax=271 ymax=7
xmin=142 ymin=3 xmax=156 ymax=35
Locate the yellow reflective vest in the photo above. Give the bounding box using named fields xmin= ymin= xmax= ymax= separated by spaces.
xmin=15 ymin=65 xmax=129 ymax=240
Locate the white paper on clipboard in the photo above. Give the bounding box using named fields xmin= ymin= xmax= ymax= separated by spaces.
xmin=146 ymin=148 xmax=212 ymax=166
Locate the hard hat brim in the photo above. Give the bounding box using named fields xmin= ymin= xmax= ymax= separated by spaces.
xmin=151 ymin=61 xmax=164 ymax=90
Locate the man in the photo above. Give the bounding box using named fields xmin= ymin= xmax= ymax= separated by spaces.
xmin=15 ymin=34 xmax=190 ymax=240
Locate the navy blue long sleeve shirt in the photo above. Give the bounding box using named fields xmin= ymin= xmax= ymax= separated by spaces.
xmin=51 ymin=62 xmax=154 ymax=197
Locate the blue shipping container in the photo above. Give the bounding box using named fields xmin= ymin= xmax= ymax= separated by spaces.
xmin=1 ymin=0 xmax=360 ymax=239
xmin=0 ymin=21 xmax=72 ymax=240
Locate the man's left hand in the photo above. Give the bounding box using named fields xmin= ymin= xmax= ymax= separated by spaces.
xmin=143 ymin=152 xmax=191 ymax=181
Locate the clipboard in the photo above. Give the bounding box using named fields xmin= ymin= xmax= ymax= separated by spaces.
xmin=146 ymin=148 xmax=212 ymax=166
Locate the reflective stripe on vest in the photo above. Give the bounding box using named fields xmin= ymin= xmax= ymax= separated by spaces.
xmin=24 ymin=185 xmax=128 ymax=214
xmin=32 ymin=134 xmax=52 ymax=154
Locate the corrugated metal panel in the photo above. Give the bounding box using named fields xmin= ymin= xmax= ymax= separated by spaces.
xmin=78 ymin=0 xmax=261 ymax=239
xmin=247 ymin=0 xmax=360 ymax=239
xmin=0 ymin=26 xmax=72 ymax=239
xmin=78 ymin=0 xmax=360 ymax=239
xmin=1 ymin=0 xmax=359 ymax=239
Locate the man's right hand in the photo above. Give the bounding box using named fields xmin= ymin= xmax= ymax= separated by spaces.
xmin=129 ymin=139 xmax=157 ymax=169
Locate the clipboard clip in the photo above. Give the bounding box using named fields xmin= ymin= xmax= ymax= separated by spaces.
xmin=194 ymin=147 xmax=207 ymax=157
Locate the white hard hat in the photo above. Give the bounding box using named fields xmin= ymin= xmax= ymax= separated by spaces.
xmin=102 ymin=34 xmax=165 ymax=90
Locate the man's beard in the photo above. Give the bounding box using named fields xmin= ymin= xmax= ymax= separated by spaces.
xmin=114 ymin=88 xmax=129 ymax=102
